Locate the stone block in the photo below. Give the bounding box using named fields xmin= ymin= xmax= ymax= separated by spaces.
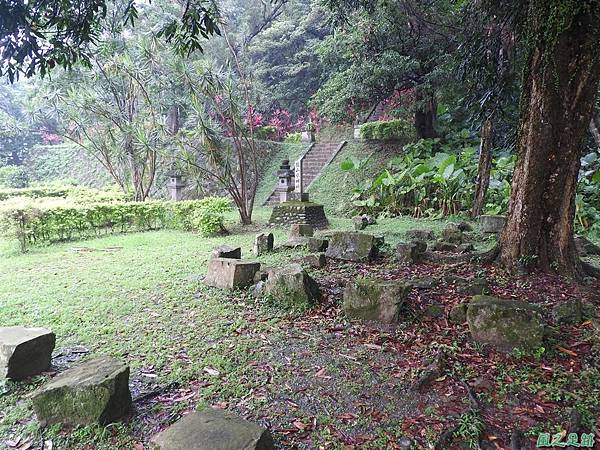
xmin=290 ymin=223 xmax=314 ymax=238
xmin=211 ymin=245 xmax=241 ymax=260
xmin=205 ymin=258 xmax=261 ymax=289
xmin=467 ymin=296 xmax=544 ymax=351
xmin=32 ymin=356 xmax=131 ymax=426
xmin=253 ymin=233 xmax=274 ymax=256
xmin=343 ymin=278 xmax=410 ymax=323
xmin=308 ymin=237 xmax=328 ymax=253
xmin=479 ymin=215 xmax=506 ymax=234
xmin=405 ymin=229 xmax=435 ymax=241
xmin=264 ymin=264 xmax=321 ymax=307
xmin=0 ymin=327 xmax=55 ymax=380
xmin=303 ymin=253 xmax=326 ymax=268
xmin=150 ymin=408 xmax=274 ymax=450
xmin=325 ymin=232 xmax=378 ymax=263
xmin=396 ymin=241 xmax=427 ymax=263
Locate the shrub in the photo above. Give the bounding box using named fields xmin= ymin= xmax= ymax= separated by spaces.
xmin=0 ymin=165 xmax=30 ymax=188
xmin=254 ymin=126 xmax=277 ymax=140
xmin=190 ymin=197 xmax=233 ymax=236
xmin=359 ymin=119 xmax=413 ymax=141
xmin=0 ymin=185 xmax=130 ymax=202
xmin=0 ymin=197 xmax=232 ymax=252
xmin=284 ymin=132 xmax=302 ymax=143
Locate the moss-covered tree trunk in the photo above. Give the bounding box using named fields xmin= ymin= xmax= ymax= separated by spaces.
xmin=499 ymin=0 xmax=600 ymax=277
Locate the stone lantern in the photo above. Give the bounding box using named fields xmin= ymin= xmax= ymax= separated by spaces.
xmin=276 ymin=160 xmax=295 ymax=203
xmin=167 ymin=172 xmax=186 ymax=201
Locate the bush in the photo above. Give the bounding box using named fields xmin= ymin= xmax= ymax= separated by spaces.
xmin=284 ymin=132 xmax=302 ymax=143
xmin=0 ymin=165 xmax=30 ymax=188
xmin=359 ymin=119 xmax=413 ymax=141
xmin=190 ymin=197 xmax=233 ymax=236
xmin=0 ymin=197 xmax=232 ymax=252
xmin=254 ymin=126 xmax=278 ymax=141
xmin=0 ymin=184 xmax=130 ymax=202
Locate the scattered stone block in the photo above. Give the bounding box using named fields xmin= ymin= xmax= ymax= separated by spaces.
xmin=405 ymin=229 xmax=435 ymax=241
xmin=264 ymin=264 xmax=321 ymax=306
xmin=480 ymin=215 xmax=506 ymax=234
xmin=343 ymin=278 xmax=410 ymax=323
xmin=552 ymin=299 xmax=583 ymax=325
xmin=442 ymin=224 xmax=464 ymax=244
xmin=325 ymin=232 xmax=378 ymax=263
xmin=32 ymin=356 xmax=131 ymax=426
xmin=408 ymin=278 xmax=439 ymax=289
xmin=396 ymin=241 xmax=427 ymax=263
xmin=353 ymin=215 xmax=368 ymax=230
xmin=211 ymin=245 xmax=241 ymax=260
xmin=205 ymin=258 xmax=261 ymax=289
xmin=445 ymin=275 xmax=489 ymax=296
xmin=433 ymin=241 xmax=458 ymax=252
xmin=303 ymin=253 xmax=326 ymax=268
xmin=575 ymin=236 xmax=600 ymax=256
xmin=308 ymin=237 xmax=328 ymax=253
xmin=0 ymin=327 xmax=56 ymax=381
xmin=150 ymin=408 xmax=275 ymax=450
xmin=289 ymin=223 xmax=314 ymax=238
xmin=457 ymin=222 xmax=473 ymax=232
xmin=467 ymin=296 xmax=544 ymax=351
xmin=253 ymin=233 xmax=274 ymax=256
xmin=449 ymin=303 xmax=468 ymax=324
xmin=278 ymin=237 xmax=309 ymax=249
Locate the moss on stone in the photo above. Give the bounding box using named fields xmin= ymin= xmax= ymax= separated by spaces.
xmin=467 ymin=296 xmax=544 ymax=351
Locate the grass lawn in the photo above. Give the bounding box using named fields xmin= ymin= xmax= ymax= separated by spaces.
xmin=0 ymin=208 xmax=455 ymax=449
xmin=1 ymin=209 xmax=598 ymax=449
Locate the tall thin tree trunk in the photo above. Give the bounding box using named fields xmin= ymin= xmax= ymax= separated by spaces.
xmin=472 ymin=116 xmax=494 ymax=218
xmin=590 ymin=115 xmax=600 ymax=146
xmin=414 ymin=87 xmax=437 ymax=139
xmin=499 ymin=1 xmax=600 ymax=278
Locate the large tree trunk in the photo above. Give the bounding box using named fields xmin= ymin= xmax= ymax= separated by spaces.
xmin=499 ymin=1 xmax=600 ymax=278
xmin=414 ymin=87 xmax=437 ymax=139
xmin=471 ymin=117 xmax=494 ymax=218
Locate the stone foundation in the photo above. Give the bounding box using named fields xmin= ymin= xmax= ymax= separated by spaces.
xmin=268 ymin=202 xmax=329 ymax=229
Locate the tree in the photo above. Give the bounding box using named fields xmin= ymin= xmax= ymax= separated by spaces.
xmin=494 ymin=0 xmax=600 ymax=277
xmin=177 ymin=62 xmax=261 ymax=224
xmin=456 ymin=5 xmax=519 ymax=218
xmin=42 ymin=34 xmax=183 ymax=201
xmin=0 ymin=0 xmax=221 ymax=82
xmin=317 ymin=0 xmax=459 ymax=137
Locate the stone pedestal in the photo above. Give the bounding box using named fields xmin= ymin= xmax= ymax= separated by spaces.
xmin=167 ymin=174 xmax=186 ymax=201
xmin=268 ymin=202 xmax=329 ymax=229
xmin=0 ymin=327 xmax=55 ymax=380
xmin=204 ymin=258 xmax=261 ymax=289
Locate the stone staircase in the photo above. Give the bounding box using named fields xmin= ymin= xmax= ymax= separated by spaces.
xmin=364 ymin=100 xmax=386 ymax=123
xmin=263 ymin=141 xmax=347 ymax=206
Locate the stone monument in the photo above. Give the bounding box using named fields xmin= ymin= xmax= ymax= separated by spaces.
xmin=167 ymin=172 xmax=186 ymax=201
xmin=268 ymin=160 xmax=328 ymax=229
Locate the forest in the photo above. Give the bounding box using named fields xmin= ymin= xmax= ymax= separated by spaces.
xmin=0 ymin=1 xmax=599 ymax=449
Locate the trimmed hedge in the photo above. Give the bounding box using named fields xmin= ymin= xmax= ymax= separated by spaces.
xmin=0 ymin=186 xmax=71 ymax=201
xmin=359 ymin=119 xmax=413 ymax=141
xmin=0 ymin=198 xmax=231 ymax=252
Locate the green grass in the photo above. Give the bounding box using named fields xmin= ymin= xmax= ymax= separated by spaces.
xmin=307 ymin=141 xmax=401 ymax=215
xmin=0 ymin=207 xmax=303 ymax=448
